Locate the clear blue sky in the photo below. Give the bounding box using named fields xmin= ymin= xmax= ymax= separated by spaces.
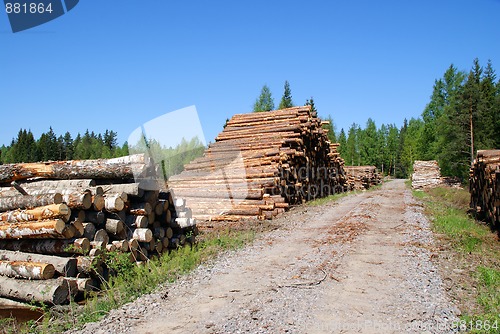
xmin=1 ymin=0 xmax=499 ymax=147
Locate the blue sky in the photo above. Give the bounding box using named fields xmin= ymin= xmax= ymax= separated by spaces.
xmin=1 ymin=0 xmax=499 ymax=147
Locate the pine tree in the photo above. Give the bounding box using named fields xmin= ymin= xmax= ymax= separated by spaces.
xmin=305 ymin=97 xmax=317 ymax=113
xmin=278 ymin=80 xmax=293 ymax=109
xmin=338 ymin=128 xmax=347 ymax=159
xmin=322 ymin=115 xmax=337 ymax=143
xmin=253 ymin=85 xmax=274 ymax=112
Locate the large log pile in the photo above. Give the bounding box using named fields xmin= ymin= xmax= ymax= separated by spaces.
xmin=0 ymin=155 xmax=197 ymax=306
xmin=469 ymin=150 xmax=500 ymax=229
xmin=168 ymin=106 xmax=348 ymax=222
xmin=344 ymin=166 xmax=381 ymax=190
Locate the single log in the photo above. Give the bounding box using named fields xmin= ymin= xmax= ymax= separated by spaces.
xmin=63 ymin=192 xmax=92 ymax=210
xmin=64 ymin=277 xmax=92 ymax=293
xmin=0 ymin=193 xmax=63 ymax=212
xmin=105 ymin=219 xmax=124 ymax=236
xmin=128 ymin=202 xmax=152 ymax=215
xmin=0 ymin=276 xmax=68 ymax=305
xmin=105 ymin=243 xmax=116 ymax=252
xmin=99 ymin=183 xmax=144 ymax=197
xmin=0 ymin=249 xmax=77 ymax=277
xmin=76 ymin=256 xmax=102 ymax=275
xmin=0 ymin=260 xmax=55 ymax=279
xmin=70 ymin=210 xmax=86 ymax=223
xmin=85 ymin=211 xmax=106 ymax=225
xmin=0 ymin=154 xmax=150 ymax=183
xmin=93 ymin=229 xmax=109 ymax=244
xmin=125 ymin=215 xmax=148 ymax=228
xmin=132 ymin=228 xmax=152 ymax=242
xmin=20 ymin=179 xmax=96 ymax=189
xmin=128 ymin=238 xmax=139 ymax=251
xmin=0 ymin=238 xmax=90 ymax=255
xmin=0 ymin=219 xmax=66 ymax=239
xmin=71 ymin=220 xmax=84 ymax=237
xmin=0 ymin=204 xmax=70 ymax=223
xmin=92 ymin=194 xmax=105 ymax=211
xmin=61 ymin=224 xmax=77 ymax=239
xmin=104 ymin=195 xmax=124 ymax=212
xmin=111 ymin=240 xmax=129 ymax=252
xmin=82 ymin=223 xmax=96 ymax=240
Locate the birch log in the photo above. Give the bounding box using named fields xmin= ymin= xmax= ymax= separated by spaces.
xmin=0 ymin=276 xmax=69 ymax=304
xmin=0 ymin=154 xmax=150 ymax=183
xmin=0 ymin=260 xmax=55 ymax=279
xmin=0 ymin=193 xmax=63 ymax=212
xmin=0 ymin=204 xmax=70 ymax=223
xmin=0 ymin=249 xmax=77 ymax=277
xmin=0 ymin=219 xmax=66 ymax=239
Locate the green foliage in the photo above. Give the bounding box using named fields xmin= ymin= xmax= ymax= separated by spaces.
xmin=278 ymin=80 xmax=293 ymax=109
xmin=253 ymin=84 xmax=275 ymax=112
xmin=419 ymin=59 xmax=499 ymax=181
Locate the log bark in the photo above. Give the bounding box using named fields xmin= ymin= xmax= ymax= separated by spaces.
xmin=84 ymin=211 xmax=106 ymax=225
xmin=82 ymin=222 xmax=96 ymax=240
xmin=0 ymin=219 xmax=66 ymax=239
xmin=0 ymin=249 xmax=77 ymax=277
xmin=0 ymin=238 xmax=90 ymax=255
xmin=0 ymin=154 xmax=150 ymax=183
xmin=0 ymin=204 xmax=70 ymax=223
xmin=0 ymin=193 xmax=63 ymax=212
xmin=0 ymin=260 xmax=55 ymax=279
xmin=0 ymin=276 xmax=69 ymax=304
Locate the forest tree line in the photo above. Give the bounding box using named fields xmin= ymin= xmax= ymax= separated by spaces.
xmin=0 ymin=128 xmax=129 ymax=163
xmin=333 ymin=58 xmax=500 ymax=181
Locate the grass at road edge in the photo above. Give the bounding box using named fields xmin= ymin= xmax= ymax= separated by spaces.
xmin=412 ymin=186 xmax=500 ymax=333
xmin=3 ymin=229 xmax=255 ymax=334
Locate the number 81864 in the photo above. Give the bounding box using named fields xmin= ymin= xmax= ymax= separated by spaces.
xmin=5 ymin=2 xmax=54 ymax=14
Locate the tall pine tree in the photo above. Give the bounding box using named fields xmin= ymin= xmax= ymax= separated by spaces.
xmin=278 ymin=80 xmax=293 ymax=109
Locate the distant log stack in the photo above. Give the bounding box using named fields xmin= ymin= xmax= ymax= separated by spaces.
xmin=412 ymin=160 xmax=443 ymax=190
xmin=168 ymin=106 xmax=348 ymax=223
xmin=469 ymin=150 xmax=500 ymax=229
xmin=412 ymin=160 xmax=461 ymax=190
xmin=0 ymin=154 xmax=197 ymax=306
xmin=344 ymin=166 xmax=381 ymax=190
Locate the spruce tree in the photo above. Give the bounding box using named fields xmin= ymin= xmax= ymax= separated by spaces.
xmin=278 ymin=80 xmax=293 ymax=109
xmin=253 ymin=85 xmax=274 ymax=112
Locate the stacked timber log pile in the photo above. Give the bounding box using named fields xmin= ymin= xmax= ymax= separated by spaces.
xmin=0 ymin=154 xmax=197 ymax=306
xmin=168 ymin=106 xmax=347 ymax=222
xmin=469 ymin=150 xmax=500 ymax=229
xmin=411 ymin=160 xmax=443 ymax=190
xmin=411 ymin=160 xmax=461 ymax=190
xmin=344 ymin=166 xmax=381 ymax=190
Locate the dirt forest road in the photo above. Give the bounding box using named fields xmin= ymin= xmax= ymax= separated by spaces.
xmin=73 ymin=179 xmax=460 ymax=334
